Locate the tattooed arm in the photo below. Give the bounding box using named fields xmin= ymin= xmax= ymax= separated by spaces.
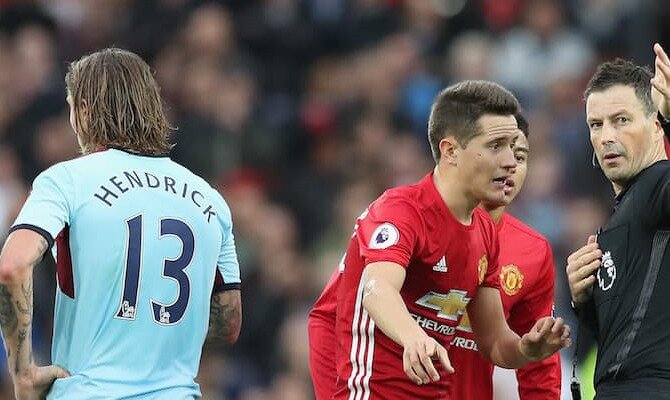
xmin=0 ymin=229 xmax=69 ymax=400
xmin=206 ymin=289 xmax=241 ymax=344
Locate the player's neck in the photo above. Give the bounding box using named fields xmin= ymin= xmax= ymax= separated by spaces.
xmin=432 ymin=166 xmax=478 ymax=225
xmin=479 ymin=204 xmax=505 ymax=224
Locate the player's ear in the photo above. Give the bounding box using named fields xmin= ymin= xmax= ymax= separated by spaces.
xmin=77 ymin=98 xmax=90 ymax=135
xmin=80 ymin=98 xmax=89 ymax=118
xmin=652 ymin=113 xmax=664 ymax=141
xmin=439 ymin=137 xmax=459 ymax=165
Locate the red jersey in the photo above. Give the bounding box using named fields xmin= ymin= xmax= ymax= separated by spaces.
xmin=448 ymin=213 xmax=561 ymax=400
xmin=309 ymin=268 xmax=340 ymax=399
xmin=329 ymin=173 xmax=500 ymax=400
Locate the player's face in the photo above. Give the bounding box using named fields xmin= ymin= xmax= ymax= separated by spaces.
xmin=457 ymin=114 xmax=518 ymax=204
xmin=503 ymin=132 xmax=528 ymax=204
xmin=587 ymin=85 xmax=661 ymax=189
xmin=482 ymin=131 xmax=529 ymax=207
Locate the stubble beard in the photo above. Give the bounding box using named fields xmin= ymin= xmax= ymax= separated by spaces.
xmin=604 ymin=165 xmax=635 ymax=189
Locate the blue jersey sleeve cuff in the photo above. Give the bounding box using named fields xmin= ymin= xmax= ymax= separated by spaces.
xmin=8 ymin=224 xmax=55 ymax=251
xmin=213 ymin=282 xmax=241 ymax=294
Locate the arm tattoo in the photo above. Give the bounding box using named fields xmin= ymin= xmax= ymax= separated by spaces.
xmin=0 ymin=285 xmax=18 ymax=337
xmin=15 ymin=281 xmax=32 ymax=316
xmin=36 ymin=237 xmax=48 ymax=258
xmin=208 ymin=294 xmax=241 ymax=342
xmin=15 ymin=328 xmax=26 ymax=374
xmin=0 ymin=233 xmax=42 ymax=378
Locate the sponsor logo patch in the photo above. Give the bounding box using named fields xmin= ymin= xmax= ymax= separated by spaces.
xmin=450 ymin=336 xmax=478 ymax=351
xmin=369 ymin=223 xmax=399 ymax=249
xmin=415 ymin=290 xmax=470 ymax=321
xmin=433 ymin=256 xmax=448 ymax=272
xmin=597 ymin=251 xmax=616 ymax=291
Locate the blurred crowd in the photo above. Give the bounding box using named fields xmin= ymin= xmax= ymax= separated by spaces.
xmin=0 ymin=0 xmax=668 ymax=399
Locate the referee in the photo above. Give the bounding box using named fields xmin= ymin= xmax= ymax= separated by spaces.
xmin=567 ymin=43 xmax=670 ymax=400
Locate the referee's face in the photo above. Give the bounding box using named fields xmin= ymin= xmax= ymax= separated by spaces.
xmin=586 ymin=85 xmax=662 ymax=190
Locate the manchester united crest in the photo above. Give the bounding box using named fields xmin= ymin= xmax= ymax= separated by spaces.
xmin=499 ymin=264 xmax=524 ymax=296
xmin=477 ymin=254 xmax=488 ymax=284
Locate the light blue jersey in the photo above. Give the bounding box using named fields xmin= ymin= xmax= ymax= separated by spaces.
xmin=11 ymin=149 xmax=241 ymax=399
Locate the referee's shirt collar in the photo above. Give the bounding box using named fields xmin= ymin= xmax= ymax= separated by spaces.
xmin=614 ymin=160 xmax=668 ymax=205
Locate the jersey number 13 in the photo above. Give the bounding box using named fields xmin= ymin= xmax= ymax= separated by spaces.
xmin=115 ymin=214 xmax=194 ymax=325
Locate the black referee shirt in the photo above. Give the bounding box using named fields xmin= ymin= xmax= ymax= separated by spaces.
xmin=582 ymin=160 xmax=670 ymax=395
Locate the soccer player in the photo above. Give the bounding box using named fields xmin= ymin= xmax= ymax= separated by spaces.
xmin=0 ymin=48 xmax=242 ymax=400
xmin=309 ymin=266 xmax=341 ymax=399
xmin=309 ymin=81 xmax=570 ymax=400
xmin=447 ymin=114 xmax=561 ymax=400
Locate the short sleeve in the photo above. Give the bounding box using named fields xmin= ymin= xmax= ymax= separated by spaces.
xmin=510 ymin=242 xmax=561 ymax=399
xmin=508 ymin=241 xmax=555 ymax=334
xmin=10 ymin=164 xmax=73 ymax=249
xmin=356 ymin=195 xmax=423 ymax=268
xmin=480 ymin=221 xmax=501 ymax=289
xmin=212 ymin=190 xmax=241 ymax=292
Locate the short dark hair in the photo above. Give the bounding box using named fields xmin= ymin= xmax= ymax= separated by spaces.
xmin=515 ymin=112 xmax=529 ymax=138
xmin=427 ymin=80 xmax=520 ymax=163
xmin=584 ymin=58 xmax=655 ymax=115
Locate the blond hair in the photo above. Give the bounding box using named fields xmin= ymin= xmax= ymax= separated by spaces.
xmin=65 ymin=48 xmax=173 ymax=155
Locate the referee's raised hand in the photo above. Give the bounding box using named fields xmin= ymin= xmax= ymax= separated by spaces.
xmin=651 ymin=43 xmax=670 ymax=118
xmin=566 ymin=235 xmax=602 ymax=305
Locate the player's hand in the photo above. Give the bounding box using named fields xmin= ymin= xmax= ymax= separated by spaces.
xmin=566 ymin=235 xmax=601 ymax=305
xmin=652 ymin=43 xmax=670 ymax=119
xmin=14 ymin=364 xmax=70 ymax=400
xmin=519 ymin=316 xmax=571 ymax=362
xmin=401 ymin=329 xmax=454 ymax=385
